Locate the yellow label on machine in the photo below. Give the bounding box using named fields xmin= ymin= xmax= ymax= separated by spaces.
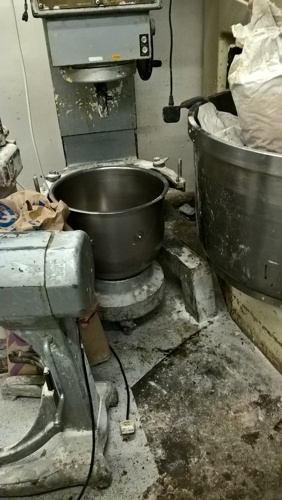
xmin=112 ymin=54 xmax=121 ymax=61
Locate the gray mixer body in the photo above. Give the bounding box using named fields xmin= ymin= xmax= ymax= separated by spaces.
xmin=0 ymin=231 xmax=117 ymax=496
xmin=0 ymin=231 xmax=94 ymax=325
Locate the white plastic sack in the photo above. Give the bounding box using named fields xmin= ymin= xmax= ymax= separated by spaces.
xmin=198 ymin=102 xmax=244 ymax=147
xmin=229 ymin=0 xmax=282 ymax=153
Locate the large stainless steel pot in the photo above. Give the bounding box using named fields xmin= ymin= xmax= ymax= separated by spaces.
xmin=188 ymin=91 xmax=282 ymax=306
xmin=50 ymin=166 xmax=169 ymax=280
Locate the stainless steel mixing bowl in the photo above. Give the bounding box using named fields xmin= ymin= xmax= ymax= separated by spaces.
xmin=188 ymin=91 xmax=282 ymax=305
xmin=50 ymin=165 xmax=169 ymax=280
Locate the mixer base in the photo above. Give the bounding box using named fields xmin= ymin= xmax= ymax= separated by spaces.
xmin=95 ymin=261 xmax=165 ymax=328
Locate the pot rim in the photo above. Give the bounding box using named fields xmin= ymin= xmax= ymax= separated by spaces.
xmin=49 ymin=165 xmax=169 ymax=215
xmin=187 ymin=91 xmax=282 ymax=177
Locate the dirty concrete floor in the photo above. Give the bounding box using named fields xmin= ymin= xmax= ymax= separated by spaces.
xmin=134 ymin=313 xmax=282 ymax=500
xmin=1 ymin=274 xmax=282 ymax=499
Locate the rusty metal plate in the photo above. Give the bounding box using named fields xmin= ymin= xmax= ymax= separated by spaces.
xmin=39 ymin=0 xmax=156 ymax=9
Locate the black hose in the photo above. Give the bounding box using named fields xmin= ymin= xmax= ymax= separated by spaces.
xmin=76 ymin=329 xmax=96 ymax=500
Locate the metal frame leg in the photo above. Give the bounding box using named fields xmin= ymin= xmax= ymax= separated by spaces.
xmin=0 ymin=319 xmax=118 ymax=496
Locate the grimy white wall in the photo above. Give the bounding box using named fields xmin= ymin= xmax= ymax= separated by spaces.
xmin=0 ymin=0 xmax=204 ymax=190
xmin=1 ymin=0 xmax=65 ymax=189
xmin=136 ymin=0 xmax=204 ymax=189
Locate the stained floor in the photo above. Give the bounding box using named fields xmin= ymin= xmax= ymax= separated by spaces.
xmin=134 ymin=313 xmax=282 ymax=500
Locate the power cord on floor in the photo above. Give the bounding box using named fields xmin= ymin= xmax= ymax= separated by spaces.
xmin=76 ymin=341 xmax=133 ymax=494
xmin=110 ymin=345 xmax=130 ymax=420
xmin=76 ymin=327 xmax=96 ymax=500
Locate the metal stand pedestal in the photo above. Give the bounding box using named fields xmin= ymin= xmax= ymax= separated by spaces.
xmin=95 ymin=261 xmax=165 ymax=332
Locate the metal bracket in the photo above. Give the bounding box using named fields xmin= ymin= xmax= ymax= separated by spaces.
xmin=0 ymin=384 xmax=62 ymax=465
xmin=0 ymin=381 xmax=118 ymax=496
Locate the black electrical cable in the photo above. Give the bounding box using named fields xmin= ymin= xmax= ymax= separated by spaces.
xmin=110 ymin=345 xmax=130 ymax=420
xmin=76 ymin=327 xmax=96 ymax=500
xmin=168 ymin=0 xmax=174 ymax=106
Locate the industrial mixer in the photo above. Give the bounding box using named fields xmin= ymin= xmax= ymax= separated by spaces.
xmin=27 ymin=0 xmax=185 ymax=331
xmin=0 ymin=230 xmax=117 ymax=496
xmin=0 ymin=1 xmax=186 ymax=494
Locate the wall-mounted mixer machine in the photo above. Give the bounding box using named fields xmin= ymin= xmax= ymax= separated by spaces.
xmin=29 ymin=0 xmax=185 ymax=330
xmin=30 ymin=0 xmax=162 ymax=152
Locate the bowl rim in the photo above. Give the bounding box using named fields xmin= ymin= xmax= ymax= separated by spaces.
xmin=49 ymin=165 xmax=169 ymax=215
